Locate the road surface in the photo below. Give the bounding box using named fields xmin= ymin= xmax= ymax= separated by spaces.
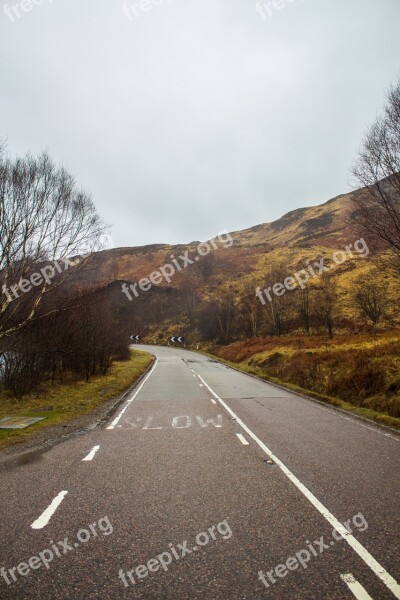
xmin=0 ymin=346 xmax=399 ymax=599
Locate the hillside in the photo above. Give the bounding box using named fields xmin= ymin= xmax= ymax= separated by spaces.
xmin=74 ymin=186 xmax=397 ymax=347
xmin=84 ymin=187 xmax=400 ymax=425
xmin=93 ymin=190 xmax=358 ymax=286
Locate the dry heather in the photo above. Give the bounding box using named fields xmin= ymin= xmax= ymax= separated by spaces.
xmin=212 ymin=333 xmax=400 ymax=419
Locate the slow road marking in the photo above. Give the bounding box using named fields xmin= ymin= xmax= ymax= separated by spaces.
xmin=117 ymin=414 xmax=223 ymax=430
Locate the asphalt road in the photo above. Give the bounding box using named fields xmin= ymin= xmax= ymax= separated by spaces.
xmin=0 ymin=345 xmax=399 ymax=599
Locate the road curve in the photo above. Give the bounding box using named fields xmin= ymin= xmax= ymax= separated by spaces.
xmin=0 ymin=345 xmax=399 ymax=599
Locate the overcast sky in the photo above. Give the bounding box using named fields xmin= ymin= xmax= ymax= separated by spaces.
xmin=1 ymin=0 xmax=399 ymax=248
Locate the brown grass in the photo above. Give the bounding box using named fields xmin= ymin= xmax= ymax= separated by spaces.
xmin=209 ymin=332 xmax=400 ymax=424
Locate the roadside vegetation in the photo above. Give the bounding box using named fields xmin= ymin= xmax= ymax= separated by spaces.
xmin=205 ymin=333 xmax=400 ymax=429
xmin=0 ymin=349 xmax=153 ymax=448
xmin=0 ymin=144 xmax=141 ymax=400
xmin=0 ymin=145 xmax=152 ymax=450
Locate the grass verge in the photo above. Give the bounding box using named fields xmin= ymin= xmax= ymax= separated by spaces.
xmin=0 ymin=349 xmax=154 ymax=449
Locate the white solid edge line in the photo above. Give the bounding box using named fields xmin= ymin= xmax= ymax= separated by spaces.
xmin=236 ymin=433 xmax=249 ymax=446
xmin=82 ymin=445 xmax=100 ymax=461
xmin=227 ymin=361 xmax=399 ymax=443
xmin=31 ymin=491 xmax=68 ymax=530
xmin=197 ymin=374 xmax=400 ymax=600
xmin=339 ymin=415 xmax=399 ymax=442
xmin=107 ymin=359 xmax=158 ymax=429
xmin=340 ymin=574 xmax=374 ymax=600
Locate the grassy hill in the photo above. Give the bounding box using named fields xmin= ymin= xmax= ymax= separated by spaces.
xmin=87 ymin=187 xmax=397 ymax=337
xmin=92 ymin=189 xmax=382 ymax=291
xmin=69 ymin=186 xmax=400 ymax=425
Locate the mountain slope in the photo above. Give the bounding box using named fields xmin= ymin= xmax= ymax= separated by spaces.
xmin=93 ymin=190 xmax=358 ymax=288
xmin=76 ymin=186 xmax=397 ymax=344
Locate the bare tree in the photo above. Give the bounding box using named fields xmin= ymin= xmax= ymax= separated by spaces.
xmin=351 ymin=80 xmax=400 ymax=275
xmin=0 ymin=145 xmax=107 ymax=339
xmin=262 ymin=264 xmax=293 ymax=336
xmin=297 ymin=284 xmax=313 ymax=335
xmin=239 ymin=284 xmax=264 ymax=337
xmin=314 ymin=273 xmax=338 ymax=338
xmin=179 ymin=276 xmax=198 ymax=324
xmin=353 ymin=275 xmax=389 ymax=331
xmin=197 ymin=291 xmax=237 ymax=344
xmin=214 ymin=291 xmax=236 ymax=344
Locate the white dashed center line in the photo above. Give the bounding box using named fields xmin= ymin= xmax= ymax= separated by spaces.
xmin=31 ymin=491 xmax=68 ymax=530
xmin=197 ymin=374 xmax=400 ymax=600
xmin=82 ymin=445 xmax=100 ymax=461
xmin=340 ymin=574 xmax=374 ymax=600
xmin=236 ymin=433 xmax=249 ymax=445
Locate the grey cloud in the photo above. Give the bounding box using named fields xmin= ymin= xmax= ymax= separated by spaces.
xmin=0 ymin=0 xmax=399 ymax=247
